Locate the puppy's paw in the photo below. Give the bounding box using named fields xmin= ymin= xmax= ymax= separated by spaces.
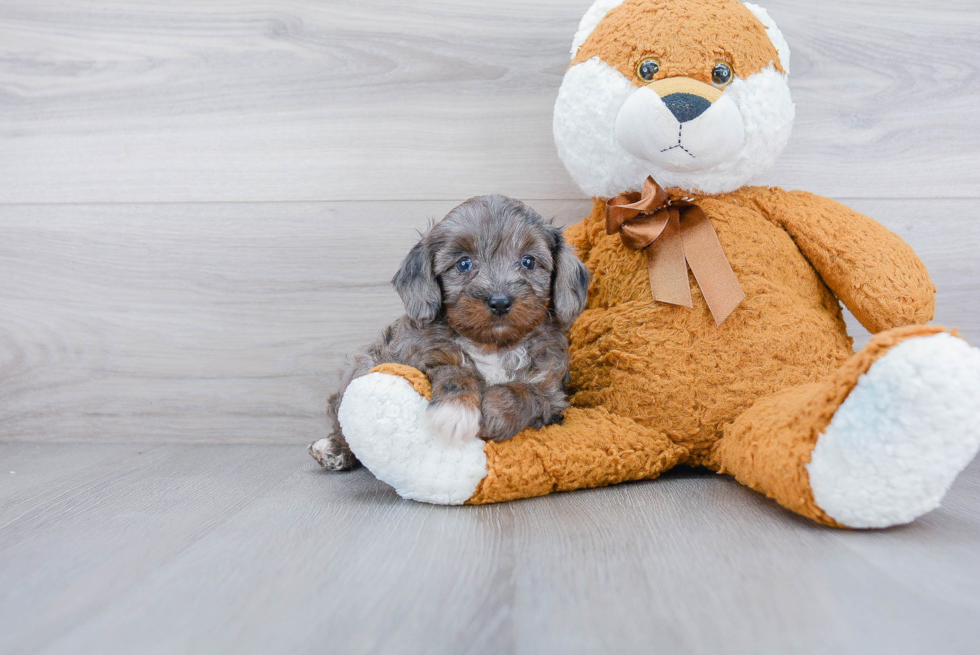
xmin=425 ymin=401 xmax=482 ymax=445
xmin=528 ymin=411 xmax=565 ymax=431
xmin=479 ymin=412 xmax=520 ymax=442
xmin=478 ymin=385 xmax=526 ymax=441
xmin=309 ymin=437 xmax=359 ymax=471
xmin=547 ymin=411 xmax=565 ymax=426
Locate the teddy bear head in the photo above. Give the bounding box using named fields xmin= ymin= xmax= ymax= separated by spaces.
xmin=554 ymin=0 xmax=794 ymax=197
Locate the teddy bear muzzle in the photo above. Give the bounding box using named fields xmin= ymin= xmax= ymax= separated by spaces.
xmin=614 ymin=76 xmax=746 ymax=173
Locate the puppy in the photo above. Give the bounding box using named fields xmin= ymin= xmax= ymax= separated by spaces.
xmin=310 ymin=195 xmax=590 ymax=471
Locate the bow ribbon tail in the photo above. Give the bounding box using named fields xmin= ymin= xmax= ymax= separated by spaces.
xmin=679 ymin=206 xmax=746 ymax=326
xmin=606 ymin=176 xmax=746 ymax=326
xmin=645 ymin=209 xmax=693 ymax=309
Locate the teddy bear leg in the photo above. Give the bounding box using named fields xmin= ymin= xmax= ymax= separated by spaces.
xmin=712 ymin=325 xmax=980 ymax=528
xmin=338 ymin=365 xmax=687 ymax=505
xmin=466 ymin=406 xmax=688 ymax=504
xmin=337 ymin=364 xmax=488 ymax=505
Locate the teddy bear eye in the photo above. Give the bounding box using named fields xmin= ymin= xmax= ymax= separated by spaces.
xmin=456 ymin=257 xmax=473 ymax=273
xmin=636 ymin=59 xmax=660 ymax=82
xmin=711 ymin=63 xmax=734 ymax=87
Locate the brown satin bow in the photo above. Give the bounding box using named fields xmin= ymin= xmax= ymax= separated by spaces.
xmin=606 ymin=176 xmax=745 ymax=326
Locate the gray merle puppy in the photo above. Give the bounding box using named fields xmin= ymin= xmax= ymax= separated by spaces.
xmin=310 ymin=195 xmax=590 ymax=471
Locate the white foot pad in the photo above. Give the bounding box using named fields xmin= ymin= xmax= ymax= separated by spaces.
xmin=808 ymin=333 xmax=980 ymax=528
xmin=338 ymin=372 xmax=488 ymax=505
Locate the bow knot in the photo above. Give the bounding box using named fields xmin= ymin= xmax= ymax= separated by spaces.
xmin=606 ymin=177 xmax=745 ymax=326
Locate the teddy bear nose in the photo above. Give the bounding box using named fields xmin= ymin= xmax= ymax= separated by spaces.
xmin=662 ymin=93 xmax=712 ymax=123
xmin=487 ymin=294 xmax=514 ymax=316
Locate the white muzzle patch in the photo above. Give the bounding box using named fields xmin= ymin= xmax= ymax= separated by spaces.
xmin=615 ymin=86 xmax=746 ymax=173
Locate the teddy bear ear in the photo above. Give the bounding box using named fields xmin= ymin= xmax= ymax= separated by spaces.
xmin=569 ymin=0 xmax=626 ymax=59
xmin=570 ymin=1 xmax=790 ymax=77
xmin=742 ymin=3 xmax=791 ymax=75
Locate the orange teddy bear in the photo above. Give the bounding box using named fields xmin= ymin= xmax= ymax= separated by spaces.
xmin=329 ymin=0 xmax=980 ymax=529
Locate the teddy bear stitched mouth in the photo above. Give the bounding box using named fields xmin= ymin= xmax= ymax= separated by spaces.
xmin=660 ymin=124 xmax=695 ymax=158
xmin=613 ymin=85 xmax=746 ymax=174
xmin=658 ymin=93 xmax=711 ymax=157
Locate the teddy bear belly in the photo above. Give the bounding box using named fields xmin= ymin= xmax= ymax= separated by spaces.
xmin=566 ymin=291 xmax=854 ymax=459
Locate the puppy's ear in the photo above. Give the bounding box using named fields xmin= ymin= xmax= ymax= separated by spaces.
xmin=392 ymin=239 xmax=442 ymax=323
xmin=547 ymin=226 xmax=590 ymax=330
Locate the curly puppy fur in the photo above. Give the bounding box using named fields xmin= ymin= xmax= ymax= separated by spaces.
xmin=313 ymin=195 xmax=590 ymax=471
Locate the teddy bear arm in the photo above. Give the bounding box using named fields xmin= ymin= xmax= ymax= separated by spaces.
xmin=752 ymin=188 xmax=936 ymax=333
xmin=467 ymin=406 xmax=687 ymax=504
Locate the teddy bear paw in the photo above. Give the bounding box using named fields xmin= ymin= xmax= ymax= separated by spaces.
xmin=807 ymin=333 xmax=980 ymax=528
xmin=337 ymin=371 xmax=488 ymax=505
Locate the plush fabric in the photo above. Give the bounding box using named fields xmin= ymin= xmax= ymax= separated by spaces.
xmin=468 ymin=406 xmax=686 ymax=504
xmin=339 ymin=371 xmax=487 ymax=505
xmin=337 ymin=0 xmax=980 ymax=528
xmin=554 ymin=28 xmax=794 ymax=195
xmin=713 ymin=325 xmax=950 ymax=527
xmin=572 ymin=1 xmax=790 ymax=74
xmin=806 ymin=332 xmax=980 ymax=528
xmin=572 ymin=0 xmax=784 ymax=81
xmin=370 ymin=363 xmax=432 ymax=400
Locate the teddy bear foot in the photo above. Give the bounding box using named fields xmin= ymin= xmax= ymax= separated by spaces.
xmin=807 ymin=333 xmax=980 ymax=528
xmin=337 ymin=371 xmax=488 ymax=505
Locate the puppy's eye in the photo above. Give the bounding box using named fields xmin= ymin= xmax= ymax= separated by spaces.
xmin=455 ymin=257 xmax=473 ymax=273
xmin=636 ymin=58 xmax=660 ymax=83
xmin=521 ymin=255 xmax=536 ymax=270
xmin=711 ymin=63 xmax=734 ymax=88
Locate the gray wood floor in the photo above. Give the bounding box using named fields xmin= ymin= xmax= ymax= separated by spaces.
xmin=3 ymin=0 xmax=980 ymax=652
xmin=1 ymin=443 xmax=979 ymax=655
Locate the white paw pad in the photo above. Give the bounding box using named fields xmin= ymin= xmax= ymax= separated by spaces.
xmin=425 ymin=401 xmax=482 ymax=445
xmin=338 ymin=373 xmax=488 ymax=505
xmin=808 ymin=333 xmax=980 ymax=528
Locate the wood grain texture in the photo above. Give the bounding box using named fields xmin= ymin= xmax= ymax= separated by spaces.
xmin=1 ymin=198 xmax=976 ymax=444
xmin=0 ymin=199 xmax=589 ymax=443
xmin=0 ymin=443 xmax=978 ymax=654
xmin=1 ymin=0 xmax=979 ymax=203
xmin=2 ymin=1 xmax=979 ymax=650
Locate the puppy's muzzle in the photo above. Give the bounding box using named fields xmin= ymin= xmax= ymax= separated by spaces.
xmin=487 ymin=294 xmax=514 ymax=317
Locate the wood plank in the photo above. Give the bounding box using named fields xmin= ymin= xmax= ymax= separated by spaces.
xmin=827 ymin=463 xmax=980 ymax=616
xmin=0 ymin=444 xmax=309 ymax=653
xmin=0 ymin=443 xmax=157 ymax=527
xmin=1 ymin=198 xmax=976 ymax=443
xmin=1 ymin=0 xmax=978 ymax=203
xmin=0 ymin=444 xmax=977 ymax=654
xmin=509 ymin=462 xmax=980 ymax=654
xmin=0 ymin=199 xmax=588 ymax=443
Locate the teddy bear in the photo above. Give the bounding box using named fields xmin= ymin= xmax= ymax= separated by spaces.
xmin=332 ymin=0 xmax=980 ymax=529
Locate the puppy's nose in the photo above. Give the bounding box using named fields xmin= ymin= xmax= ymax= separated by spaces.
xmin=662 ymin=93 xmax=712 ymax=123
xmin=487 ymin=294 xmax=514 ymax=316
